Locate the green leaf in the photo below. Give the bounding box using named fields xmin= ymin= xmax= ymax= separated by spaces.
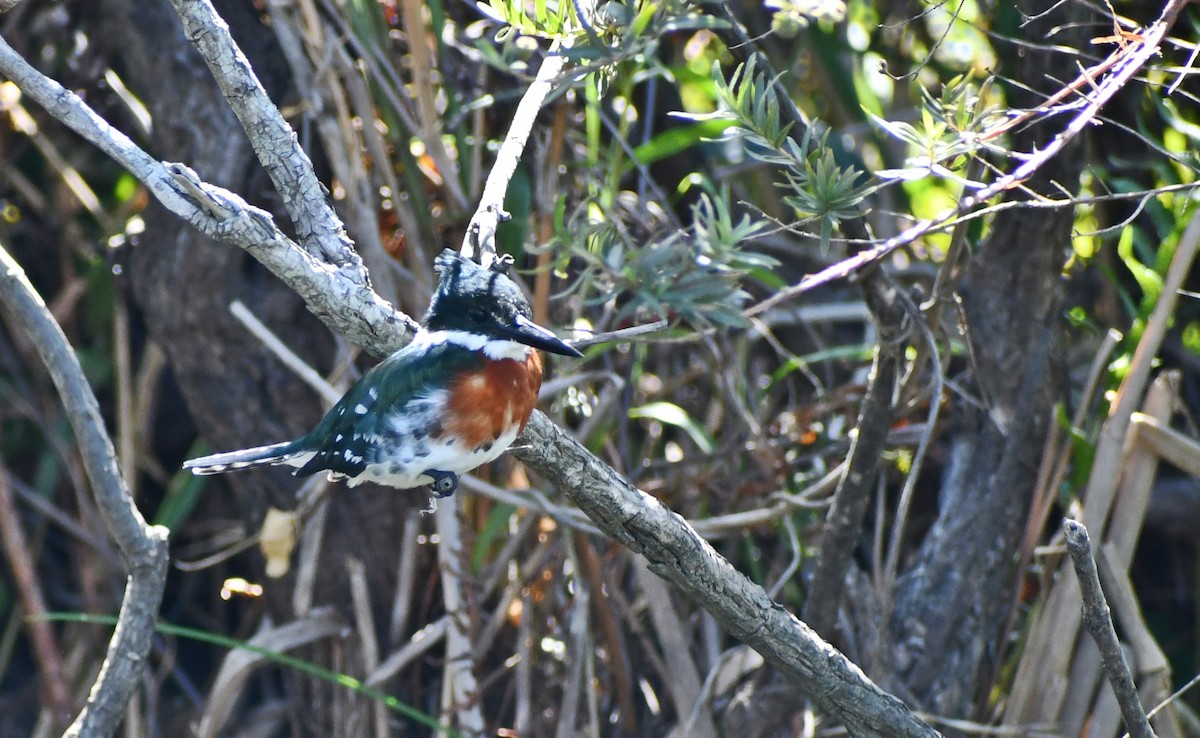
xmin=631 ymin=119 xmax=735 ymax=167
xmin=629 ymin=401 xmax=715 ymax=453
xmin=630 ymin=1 xmax=657 ymax=36
xmin=1117 ymin=226 xmax=1163 ymax=303
xmin=473 ymin=503 xmax=518 ymax=571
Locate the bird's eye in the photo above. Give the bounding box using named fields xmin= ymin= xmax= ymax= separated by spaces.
xmin=469 ymin=308 xmax=488 ymax=324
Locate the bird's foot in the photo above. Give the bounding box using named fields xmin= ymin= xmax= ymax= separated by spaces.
xmin=426 ymin=469 xmax=459 ymax=498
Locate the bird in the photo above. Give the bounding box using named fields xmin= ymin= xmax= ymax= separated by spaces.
xmin=183 ymin=249 xmax=582 ymax=497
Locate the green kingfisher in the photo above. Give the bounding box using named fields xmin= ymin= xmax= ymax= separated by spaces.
xmin=183 ymin=249 xmax=582 ymax=497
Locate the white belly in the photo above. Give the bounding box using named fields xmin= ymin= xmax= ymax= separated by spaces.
xmin=341 ymin=425 xmax=520 ymax=489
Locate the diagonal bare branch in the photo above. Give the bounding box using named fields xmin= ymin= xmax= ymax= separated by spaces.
xmin=0 ymin=35 xmax=417 ymax=358
xmin=461 ymin=47 xmax=569 ymax=266
xmin=752 ymin=0 xmax=1192 ymax=306
xmin=0 ymin=12 xmax=943 ymax=738
xmin=167 ymin=0 xmax=360 ymax=267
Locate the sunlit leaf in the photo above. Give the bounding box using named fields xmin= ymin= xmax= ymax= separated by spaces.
xmin=629 ymin=401 xmax=716 ymax=453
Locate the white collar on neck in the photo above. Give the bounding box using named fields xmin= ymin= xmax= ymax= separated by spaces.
xmin=410 ymin=328 xmax=531 ymax=361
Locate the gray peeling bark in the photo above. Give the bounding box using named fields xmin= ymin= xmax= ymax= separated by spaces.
xmin=515 ymin=414 xmax=939 ymax=738
xmin=99 ymin=0 xmax=332 ymax=511
xmin=884 ymin=0 xmax=1089 ymax=719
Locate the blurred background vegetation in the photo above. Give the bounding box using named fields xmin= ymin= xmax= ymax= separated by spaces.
xmin=1 ymin=0 xmax=1199 ymax=735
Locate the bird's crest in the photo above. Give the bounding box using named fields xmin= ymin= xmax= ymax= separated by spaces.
xmin=433 ymin=249 xmax=514 ymax=284
xmin=490 ymin=254 xmax=514 ymax=275
xmin=433 ymin=249 xmax=469 ymax=282
xmin=430 ymin=250 xmax=527 ymax=312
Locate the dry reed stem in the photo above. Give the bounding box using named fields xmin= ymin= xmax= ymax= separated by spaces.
xmin=0 ymin=465 xmax=72 ymax=727
xmin=196 ymin=607 xmax=343 ymax=738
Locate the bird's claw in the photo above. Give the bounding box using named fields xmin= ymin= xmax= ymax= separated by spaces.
xmin=426 ymin=470 xmax=458 ymax=498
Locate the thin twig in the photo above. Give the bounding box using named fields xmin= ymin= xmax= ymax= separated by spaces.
xmin=693 ymin=464 xmax=841 ymax=538
xmin=457 ymin=475 xmax=601 ymax=535
xmin=398 ymin=0 xmax=467 ymax=212
xmin=461 ymin=46 xmax=568 ymax=265
xmin=387 ymin=512 xmax=422 ymax=643
xmin=802 ymin=276 xmax=905 ymax=636
xmin=1062 ymin=519 xmax=1156 ymax=738
xmin=434 ymin=501 xmax=485 ymax=737
xmin=1142 ymin=670 xmax=1200 ymax=727
xmin=514 ymin=594 xmax=533 ymax=735
xmin=635 ymin=558 xmax=719 ymax=738
xmin=292 ymin=483 xmax=332 ymax=616
xmin=197 ymin=608 xmax=344 ymax=738
xmin=365 ymin=617 xmax=449 ymax=688
xmin=113 ymin=295 xmax=137 ymax=499
xmin=569 ymin=319 xmax=671 ymax=348
xmin=346 ymin=556 xmax=389 ymax=738
xmin=7 ymin=470 xmax=117 ymax=561
xmin=752 ymin=0 xmax=1192 ymax=304
xmin=767 ymin=514 xmax=803 ymax=601
xmin=533 ymin=101 xmax=569 ymax=323
xmin=1086 ymin=202 xmax=1200 ymax=533
xmin=229 ymin=300 xmax=342 ymax=405
xmin=475 ymin=539 xmax=555 ymax=660
xmin=882 ymin=294 xmax=944 ymax=609
xmin=0 ymin=464 xmax=72 ymax=727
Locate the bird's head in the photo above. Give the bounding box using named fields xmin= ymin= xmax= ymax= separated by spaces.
xmin=421 ymin=249 xmax=582 ymax=359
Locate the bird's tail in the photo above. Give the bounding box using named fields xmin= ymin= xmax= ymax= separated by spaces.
xmin=184 ymin=441 xmax=304 ymax=475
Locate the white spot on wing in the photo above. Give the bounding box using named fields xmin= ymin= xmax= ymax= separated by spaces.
xmin=281 ymin=452 xmax=314 ymax=469
xmin=355 ymin=404 xmax=368 ymax=415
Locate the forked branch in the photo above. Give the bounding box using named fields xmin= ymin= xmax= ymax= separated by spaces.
xmin=0 ymin=243 xmax=169 ymax=738
xmin=0 ymin=8 xmax=941 ymax=738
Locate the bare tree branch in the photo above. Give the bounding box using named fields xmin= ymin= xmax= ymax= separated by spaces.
xmin=0 ymin=10 xmax=943 ymax=738
xmin=0 ymin=242 xmax=170 ymax=738
xmin=802 ymin=277 xmax=906 ymax=637
xmin=434 ymin=502 xmax=487 ymax=737
xmin=460 ymin=47 xmax=568 ymax=266
xmin=0 ymin=464 xmax=72 ymax=727
xmin=512 ymin=413 xmax=938 ymax=738
xmin=167 ymin=0 xmax=359 ymax=267
xmin=0 ymin=35 xmax=416 ymax=358
xmin=753 ymin=0 xmax=1192 ymax=304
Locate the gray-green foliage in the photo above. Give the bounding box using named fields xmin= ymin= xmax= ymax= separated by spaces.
xmin=871 ymin=73 xmax=1003 ymax=186
xmin=558 ymin=180 xmax=776 ymax=329
xmin=714 ymin=57 xmax=875 ymax=252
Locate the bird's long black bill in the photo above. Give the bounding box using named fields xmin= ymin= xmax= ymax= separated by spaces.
xmin=508 ymin=315 xmax=583 ymax=357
